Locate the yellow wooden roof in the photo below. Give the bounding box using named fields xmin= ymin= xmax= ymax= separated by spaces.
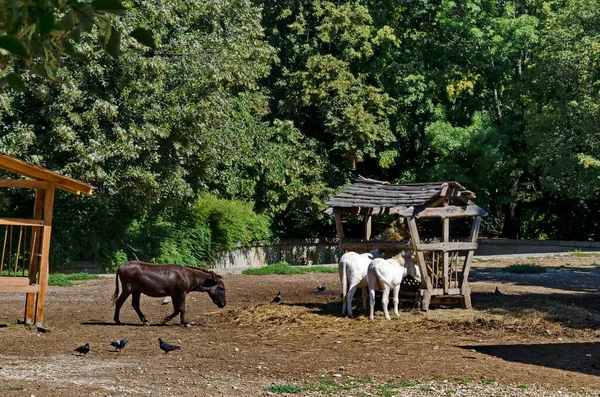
xmin=0 ymin=153 xmax=93 ymax=195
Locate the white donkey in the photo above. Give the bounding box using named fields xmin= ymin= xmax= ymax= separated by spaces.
xmin=338 ymin=249 xmax=384 ymax=318
xmin=367 ymin=252 xmax=421 ymax=320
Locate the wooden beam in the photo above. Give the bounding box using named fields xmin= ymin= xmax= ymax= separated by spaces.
xmin=415 ymin=205 xmax=488 ymax=219
xmin=25 ymin=188 xmax=45 ymax=323
xmin=364 ymin=215 xmax=372 ymax=241
xmin=443 ymin=204 xmax=449 ymax=294
xmin=341 ymin=241 xmax=413 ymax=252
xmin=415 ymin=242 xmax=478 ymax=252
xmin=35 ymin=183 xmax=55 ymax=327
xmin=0 ymin=284 xmax=40 ymax=293
xmin=0 ymin=276 xmax=30 ymax=285
xmin=334 ymin=213 xmax=345 ymax=244
xmin=0 ymin=179 xmax=48 ymax=189
xmin=0 ymin=154 xmax=93 ymax=195
xmin=407 ymin=217 xmax=434 ymax=311
xmin=329 ymin=206 xmax=414 ymax=217
xmin=0 ymin=218 xmax=45 ymax=226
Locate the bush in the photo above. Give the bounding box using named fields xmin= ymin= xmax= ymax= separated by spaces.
xmin=242 ymin=262 xmax=336 ymax=275
xmin=504 ymin=264 xmax=546 ymax=274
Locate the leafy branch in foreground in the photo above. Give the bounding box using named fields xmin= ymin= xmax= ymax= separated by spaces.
xmin=0 ymin=0 xmax=156 ymax=90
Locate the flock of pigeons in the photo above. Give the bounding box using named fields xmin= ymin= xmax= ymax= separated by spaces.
xmin=74 ymin=285 xmax=326 ymax=357
xmin=74 ymin=337 xmax=180 ymax=356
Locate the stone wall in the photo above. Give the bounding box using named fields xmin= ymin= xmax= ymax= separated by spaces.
xmin=64 ymin=238 xmax=600 ymax=273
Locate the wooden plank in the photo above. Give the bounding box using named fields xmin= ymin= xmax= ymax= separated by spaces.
xmin=341 ymin=241 xmax=413 ymax=252
xmin=0 ymin=276 xmax=30 ymax=286
xmin=418 ymin=288 xmax=461 ymax=296
xmin=25 ymin=188 xmax=45 ymax=323
xmin=407 ymin=217 xmax=434 ymax=311
xmin=0 ymin=218 xmax=45 ymax=226
xmin=0 ymin=284 xmax=40 ymax=293
xmin=0 ymin=179 xmax=48 ymax=189
xmin=443 ymin=211 xmax=449 ymax=293
xmin=364 ymin=215 xmax=372 ymax=241
xmin=470 ymin=216 xmax=482 ymax=242
xmin=329 ymin=206 xmax=414 ymax=217
xmin=415 ymin=242 xmax=478 ymax=252
xmin=0 ymin=154 xmax=93 ymax=195
xmin=334 ymin=213 xmax=345 ymax=244
xmin=35 ymin=183 xmax=55 ymax=327
xmin=415 ymin=205 xmax=488 ymax=219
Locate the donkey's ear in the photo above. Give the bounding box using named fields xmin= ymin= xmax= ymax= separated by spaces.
xmin=202 ymin=278 xmax=218 ymax=288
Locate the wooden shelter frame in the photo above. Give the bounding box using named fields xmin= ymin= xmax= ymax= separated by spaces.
xmin=325 ymin=177 xmax=487 ymax=311
xmin=0 ymin=153 xmax=93 ymax=327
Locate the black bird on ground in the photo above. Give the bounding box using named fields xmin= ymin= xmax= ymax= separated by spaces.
xmin=271 ymin=290 xmax=282 ymax=304
xmin=316 ymin=285 xmax=326 ymax=293
xmin=158 ymin=338 xmax=181 ymax=354
xmin=74 ymin=343 xmax=90 ymax=356
xmin=494 ymin=286 xmax=504 ymax=296
xmin=110 ymin=339 xmax=129 ymax=352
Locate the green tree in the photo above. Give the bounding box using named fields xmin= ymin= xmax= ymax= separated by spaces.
xmin=0 ymin=0 xmax=155 ymax=89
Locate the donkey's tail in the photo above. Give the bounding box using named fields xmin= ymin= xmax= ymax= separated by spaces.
xmin=112 ymin=268 xmax=120 ymax=305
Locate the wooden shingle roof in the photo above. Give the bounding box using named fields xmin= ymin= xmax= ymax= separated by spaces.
xmin=325 ymin=178 xmax=485 ymax=217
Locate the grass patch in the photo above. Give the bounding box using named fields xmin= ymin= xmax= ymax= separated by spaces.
xmin=517 ymin=384 xmax=528 ymax=389
xmin=504 ymin=263 xmax=546 ymax=274
xmin=480 ymin=377 xmax=496 ymax=385
xmin=48 ymin=273 xmax=101 ymax=286
xmin=568 ymin=250 xmax=600 ymax=258
xmin=8 ymin=387 xmax=24 ymax=391
xmin=265 ymin=384 xmax=306 ymax=393
xmin=446 ymin=376 xmax=469 ymax=385
xmin=242 ymin=262 xmax=335 ymax=275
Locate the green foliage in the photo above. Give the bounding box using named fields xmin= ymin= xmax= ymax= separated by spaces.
xmin=48 ymin=272 xmax=101 ymax=286
xmin=191 ymin=194 xmax=271 ymax=253
xmin=0 ymin=0 xmax=154 ymax=86
xmin=242 ymin=262 xmax=336 ymax=275
xmin=504 ymin=264 xmax=546 ymax=274
xmin=242 ymin=262 xmax=305 ymax=275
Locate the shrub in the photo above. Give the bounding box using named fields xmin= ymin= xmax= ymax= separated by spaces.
xmin=242 ymin=262 xmax=335 ymax=275
xmin=504 ymin=264 xmax=546 ymax=274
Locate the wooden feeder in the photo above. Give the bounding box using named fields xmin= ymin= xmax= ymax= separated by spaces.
xmin=0 ymin=154 xmax=93 ymax=327
xmin=325 ymin=177 xmax=487 ymax=311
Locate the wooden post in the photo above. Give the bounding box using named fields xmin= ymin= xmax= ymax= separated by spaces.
xmin=364 ymin=215 xmax=372 ymax=241
xmin=334 ymin=212 xmax=345 ymax=250
xmin=25 ymin=188 xmax=45 ymax=324
xmin=459 ymin=216 xmax=481 ymax=309
xmin=442 ymin=212 xmax=449 ymax=294
xmin=407 ymin=217 xmax=433 ymax=311
xmin=34 ymin=183 xmax=55 ymax=327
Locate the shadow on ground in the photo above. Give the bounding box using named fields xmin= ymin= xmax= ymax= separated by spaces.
xmin=459 ymin=342 xmax=600 ymax=377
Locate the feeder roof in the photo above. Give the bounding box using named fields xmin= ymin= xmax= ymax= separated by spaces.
xmin=0 ymin=153 xmax=94 ymax=195
xmin=324 ymin=177 xmax=486 ymax=217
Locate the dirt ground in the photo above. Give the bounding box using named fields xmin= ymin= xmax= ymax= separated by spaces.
xmin=1 ymin=253 xmax=600 ymax=397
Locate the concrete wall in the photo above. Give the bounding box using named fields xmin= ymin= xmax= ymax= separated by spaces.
xmin=64 ymin=238 xmax=600 ymax=273
xmin=208 ymin=238 xmax=342 ymax=269
xmin=475 ymin=238 xmax=600 ymax=256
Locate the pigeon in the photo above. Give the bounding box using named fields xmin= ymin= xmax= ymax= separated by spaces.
xmin=74 ymin=343 xmax=90 ymax=356
xmin=271 ymin=291 xmax=282 ymax=304
xmin=162 ymin=296 xmax=172 ymax=305
xmin=494 ymin=286 xmax=504 ymax=296
xmin=158 ymin=338 xmax=181 ymax=354
xmin=316 ymin=285 xmax=326 ymax=293
xmin=110 ymin=339 xmax=129 ymax=352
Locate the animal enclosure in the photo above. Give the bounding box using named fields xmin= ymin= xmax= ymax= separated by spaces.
xmin=325 ymin=177 xmax=487 ymax=310
xmin=0 ymin=154 xmax=93 ymax=327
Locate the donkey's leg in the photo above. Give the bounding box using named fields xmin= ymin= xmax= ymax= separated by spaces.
xmin=113 ymin=290 xmax=131 ymax=325
xmin=131 ymin=292 xmax=149 ymax=325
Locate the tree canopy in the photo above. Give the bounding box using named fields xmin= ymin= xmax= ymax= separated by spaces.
xmin=0 ymin=0 xmax=598 ymax=268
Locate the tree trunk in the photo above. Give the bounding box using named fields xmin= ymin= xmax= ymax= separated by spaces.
xmin=501 ymin=202 xmax=521 ymax=239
